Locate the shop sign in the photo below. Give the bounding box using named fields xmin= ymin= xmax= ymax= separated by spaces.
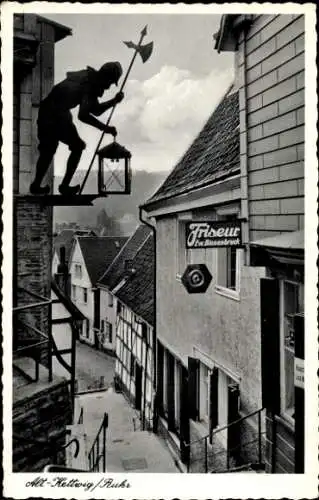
xmin=186 ymin=220 xmax=243 ymax=249
xmin=294 ymin=357 xmax=304 ymax=389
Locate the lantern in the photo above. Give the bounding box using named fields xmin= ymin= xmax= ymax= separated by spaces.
xmin=97 ymin=141 xmax=132 ymax=195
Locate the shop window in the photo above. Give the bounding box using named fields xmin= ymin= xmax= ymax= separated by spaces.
xmin=280 ymin=280 xmax=304 ymax=421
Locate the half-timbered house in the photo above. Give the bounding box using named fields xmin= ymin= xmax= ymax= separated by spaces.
xmin=98 ymin=225 xmax=155 ymax=429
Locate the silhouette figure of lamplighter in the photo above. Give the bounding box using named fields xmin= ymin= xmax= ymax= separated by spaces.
xmin=30 ymin=62 xmax=124 ymax=196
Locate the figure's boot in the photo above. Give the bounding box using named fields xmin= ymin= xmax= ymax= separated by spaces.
xmin=58 ymin=184 xmax=80 ymax=196
xmin=30 ymin=153 xmax=52 ymax=194
xmin=58 ymin=145 xmax=84 ymax=196
xmin=30 ymin=183 xmax=50 ymax=195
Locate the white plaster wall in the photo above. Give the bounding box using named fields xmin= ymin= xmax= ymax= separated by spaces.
xmin=69 ymin=241 xmax=94 ymax=344
xmin=156 ymin=215 xmax=266 ymax=414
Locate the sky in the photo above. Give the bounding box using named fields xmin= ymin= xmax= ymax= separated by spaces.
xmin=45 ymin=13 xmax=234 ymax=177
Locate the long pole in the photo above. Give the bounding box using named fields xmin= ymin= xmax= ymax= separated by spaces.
xmin=79 ymin=26 xmax=148 ymax=194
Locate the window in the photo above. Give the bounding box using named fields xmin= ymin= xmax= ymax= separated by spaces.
xmin=216 ymin=213 xmax=240 ymax=297
xmin=72 ymin=285 xmax=76 ymax=300
xmin=100 ymin=319 xmax=105 ymax=333
xmin=83 ymin=287 xmax=88 ymax=303
xmin=106 ymin=322 xmax=113 ymax=344
xmin=280 ymin=280 xmax=304 ymax=421
xmin=141 ymin=322 xmax=148 ymax=343
xmin=108 ymin=293 xmax=113 ymax=307
xmin=75 ymin=264 xmax=82 ymax=279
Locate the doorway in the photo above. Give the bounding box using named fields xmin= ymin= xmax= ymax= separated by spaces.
xmin=135 ymin=363 xmax=142 ymax=411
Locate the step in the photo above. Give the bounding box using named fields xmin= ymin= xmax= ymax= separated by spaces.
xmin=13 ymin=357 xmax=66 ymax=404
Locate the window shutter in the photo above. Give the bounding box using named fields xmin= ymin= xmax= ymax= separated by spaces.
xmin=188 ymin=357 xmax=199 ymax=420
xmin=180 ymin=365 xmax=190 ymax=464
xmin=209 ymin=368 xmax=219 ymax=440
xmin=167 ymin=351 xmax=175 ymax=430
xmin=260 ymin=278 xmax=280 ymax=413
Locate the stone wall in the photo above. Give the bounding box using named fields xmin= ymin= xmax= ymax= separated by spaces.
xmin=13 ymin=380 xmax=73 ymax=472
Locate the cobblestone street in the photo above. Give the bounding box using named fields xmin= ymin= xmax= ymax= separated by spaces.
xmin=75 ymin=341 xmax=115 ymax=392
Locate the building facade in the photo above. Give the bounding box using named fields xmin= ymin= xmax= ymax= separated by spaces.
xmin=98 ymin=225 xmax=155 ymax=429
xmin=142 ymin=86 xmax=267 ymax=472
xmin=12 ymin=14 xmax=74 ymax=472
xmin=68 ymin=236 xmax=127 ymax=347
xmin=214 ymin=13 xmax=305 ymax=473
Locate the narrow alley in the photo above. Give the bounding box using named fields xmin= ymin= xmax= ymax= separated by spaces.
xmin=60 ymin=340 xmax=180 ymax=473
xmin=75 ymin=341 xmax=115 ymax=393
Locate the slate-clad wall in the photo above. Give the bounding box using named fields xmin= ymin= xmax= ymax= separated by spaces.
xmin=13 ymin=380 xmax=73 ymax=471
xmin=238 ymin=15 xmax=305 ymax=241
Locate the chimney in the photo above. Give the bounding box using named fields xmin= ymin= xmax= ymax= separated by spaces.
xmin=55 ymin=246 xmax=71 ymax=297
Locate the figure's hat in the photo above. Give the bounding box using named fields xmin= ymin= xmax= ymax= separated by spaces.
xmin=98 ymin=61 xmax=123 ymax=86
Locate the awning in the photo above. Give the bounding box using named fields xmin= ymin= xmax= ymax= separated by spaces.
xmin=250 ymin=230 xmax=304 ymax=267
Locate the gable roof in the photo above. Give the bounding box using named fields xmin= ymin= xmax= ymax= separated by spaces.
xmin=77 ymin=236 xmax=128 ymax=285
xmin=115 ymin=233 xmax=155 ymax=326
xmin=54 ymin=229 xmax=97 ymax=264
xmin=98 ymin=224 xmax=152 ymax=290
xmin=143 ymin=88 xmax=239 ymax=208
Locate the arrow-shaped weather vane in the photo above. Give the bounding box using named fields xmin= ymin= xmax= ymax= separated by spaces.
xmin=79 ymin=26 xmax=154 ymax=194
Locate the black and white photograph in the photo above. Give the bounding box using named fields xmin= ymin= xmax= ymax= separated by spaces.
xmin=1 ymin=2 xmax=318 ymax=499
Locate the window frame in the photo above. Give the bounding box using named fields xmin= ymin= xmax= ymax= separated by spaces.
xmin=214 ymin=206 xmax=241 ymax=301
xmin=75 ymin=264 xmax=82 ymax=279
xmin=108 ymin=293 xmax=114 ymax=307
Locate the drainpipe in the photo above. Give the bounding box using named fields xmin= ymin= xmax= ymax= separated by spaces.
xmin=139 ymin=206 xmax=157 ymax=432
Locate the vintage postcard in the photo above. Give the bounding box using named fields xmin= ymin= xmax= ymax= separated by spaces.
xmin=1 ymin=2 xmax=318 ymax=499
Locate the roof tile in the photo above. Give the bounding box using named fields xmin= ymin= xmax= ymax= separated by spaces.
xmin=144 ymin=89 xmax=239 ymax=205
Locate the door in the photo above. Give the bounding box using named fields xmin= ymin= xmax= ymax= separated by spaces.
xmin=135 ymin=363 xmax=142 ymax=411
xmin=227 ymin=383 xmax=240 ymax=466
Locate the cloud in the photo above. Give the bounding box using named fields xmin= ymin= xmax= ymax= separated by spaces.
xmin=116 ymin=64 xmax=234 ymax=150
xmin=54 ymin=64 xmax=234 ymax=177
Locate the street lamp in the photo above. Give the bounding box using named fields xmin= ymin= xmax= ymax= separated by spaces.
xmin=97 ymin=141 xmax=132 ymax=195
